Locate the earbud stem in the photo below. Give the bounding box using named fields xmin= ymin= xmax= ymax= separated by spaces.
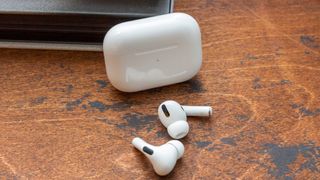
xmin=132 ymin=137 xmax=147 ymax=152
xmin=182 ymin=106 xmax=212 ymax=117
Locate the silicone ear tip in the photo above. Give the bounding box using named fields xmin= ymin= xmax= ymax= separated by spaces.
xmin=167 ymin=121 xmax=189 ymax=139
xmin=168 ymin=140 xmax=185 ymax=159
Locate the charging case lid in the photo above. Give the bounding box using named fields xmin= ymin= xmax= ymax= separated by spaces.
xmin=103 ymin=13 xmax=202 ymax=92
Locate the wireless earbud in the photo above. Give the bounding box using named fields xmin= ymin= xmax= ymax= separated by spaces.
xmin=158 ymin=100 xmax=212 ymax=139
xmin=132 ymin=137 xmax=184 ymax=176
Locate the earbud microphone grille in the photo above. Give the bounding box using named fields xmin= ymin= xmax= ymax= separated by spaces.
xmin=161 ymin=104 xmax=170 ymax=117
xmin=143 ymin=146 xmax=154 ymax=155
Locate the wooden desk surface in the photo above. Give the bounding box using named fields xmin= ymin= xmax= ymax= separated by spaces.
xmin=1 ymin=0 xmax=319 ymax=179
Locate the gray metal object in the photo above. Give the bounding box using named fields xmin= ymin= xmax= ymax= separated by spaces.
xmin=0 ymin=0 xmax=172 ymax=15
xmin=0 ymin=0 xmax=174 ymax=51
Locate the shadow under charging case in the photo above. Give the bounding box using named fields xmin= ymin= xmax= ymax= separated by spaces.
xmin=103 ymin=13 xmax=202 ymax=92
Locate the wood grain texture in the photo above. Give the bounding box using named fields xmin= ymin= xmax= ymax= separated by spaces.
xmin=0 ymin=0 xmax=320 ymax=179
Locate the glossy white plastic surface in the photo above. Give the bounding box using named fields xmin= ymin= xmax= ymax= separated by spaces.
xmin=158 ymin=100 xmax=189 ymax=139
xmin=132 ymin=137 xmax=184 ymax=176
xmin=158 ymin=100 xmax=212 ymax=139
xmin=182 ymin=106 xmax=213 ymax=117
xmin=103 ymin=13 xmax=202 ymax=92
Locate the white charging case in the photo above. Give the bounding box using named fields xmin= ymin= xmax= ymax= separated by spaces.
xmin=103 ymin=13 xmax=202 ymax=92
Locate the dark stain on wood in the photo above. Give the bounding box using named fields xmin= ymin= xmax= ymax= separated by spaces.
xmin=252 ymin=77 xmax=262 ymax=89
xmin=291 ymin=103 xmax=320 ymax=117
xmin=106 ymin=102 xmax=132 ymax=111
xmin=280 ymin=80 xmax=291 ymax=85
xmin=195 ymin=141 xmax=212 ymax=148
xmin=234 ymin=114 xmax=250 ymax=121
xmin=299 ymin=107 xmax=320 ymax=117
xmin=96 ymin=80 xmax=108 ymax=89
xmin=220 ymin=137 xmax=236 ymax=146
xmin=89 ymin=101 xmax=107 ymax=112
xmin=122 ymin=113 xmax=158 ymax=130
xmin=261 ymin=143 xmax=320 ymax=179
xmin=30 ymin=96 xmax=47 ymax=105
xmin=0 ymin=174 xmax=19 ymax=180
xmin=207 ymin=144 xmax=224 ymax=152
xmin=270 ymin=80 xmax=292 ymax=88
xmin=300 ymin=35 xmax=319 ymax=49
xmin=156 ymin=130 xmax=168 ymax=138
xmin=66 ymin=99 xmax=82 ymax=111
xmin=186 ymin=77 xmax=205 ymax=93
xmin=81 ymin=104 xmax=87 ymax=110
xmin=66 ymin=84 xmax=74 ymax=94
xmin=291 ymin=103 xmax=302 ymax=109
xmin=245 ymin=53 xmax=258 ymax=61
xmin=65 ymin=93 xmax=90 ymax=111
xmin=88 ymin=101 xmax=132 ymax=112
